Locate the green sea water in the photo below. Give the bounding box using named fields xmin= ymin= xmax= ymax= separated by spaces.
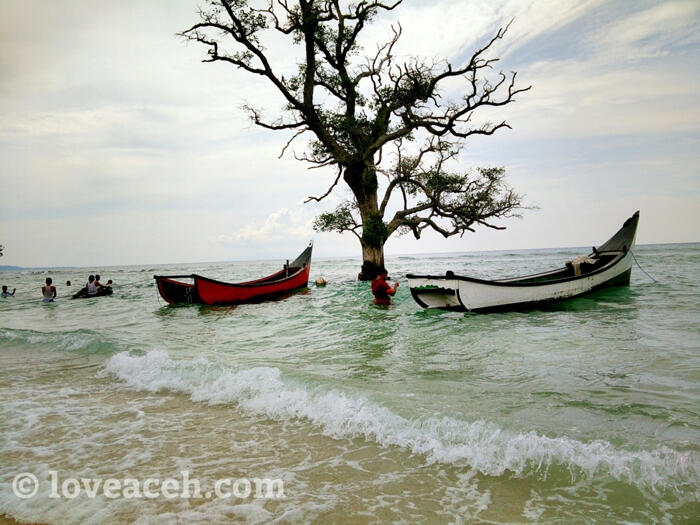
xmin=1 ymin=243 xmax=699 ymax=523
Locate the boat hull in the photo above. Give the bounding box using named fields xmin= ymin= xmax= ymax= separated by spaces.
xmin=407 ymin=212 xmax=639 ymax=312
xmin=195 ymin=265 xmax=310 ymax=305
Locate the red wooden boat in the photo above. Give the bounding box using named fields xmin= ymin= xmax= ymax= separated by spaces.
xmin=154 ymin=243 xmax=313 ymax=305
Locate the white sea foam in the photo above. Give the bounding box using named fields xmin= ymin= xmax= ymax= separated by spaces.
xmin=103 ymin=351 xmax=700 ymax=492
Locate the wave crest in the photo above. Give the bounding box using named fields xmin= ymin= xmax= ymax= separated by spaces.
xmin=103 ymin=351 xmax=700 ymax=492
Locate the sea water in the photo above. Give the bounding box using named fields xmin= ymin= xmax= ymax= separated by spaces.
xmin=0 ymin=244 xmax=698 ymax=523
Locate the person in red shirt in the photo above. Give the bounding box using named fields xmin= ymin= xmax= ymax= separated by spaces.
xmin=371 ymin=268 xmax=399 ymax=305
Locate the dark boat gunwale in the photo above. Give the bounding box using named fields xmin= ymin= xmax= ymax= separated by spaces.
xmin=153 ymin=268 xmax=303 ymax=287
xmin=192 ymin=266 xmax=305 ymax=288
xmin=407 ymin=252 xmax=625 ymax=288
xmin=191 ymin=242 xmax=312 ymax=289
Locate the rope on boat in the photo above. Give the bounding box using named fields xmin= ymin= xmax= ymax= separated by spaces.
xmin=630 ymin=250 xmax=658 ymax=282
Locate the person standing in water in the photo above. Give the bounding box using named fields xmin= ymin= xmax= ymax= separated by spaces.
xmin=1 ymin=285 xmax=16 ymax=297
xmin=42 ymin=278 xmax=57 ymax=302
xmin=371 ymin=268 xmax=399 ymax=305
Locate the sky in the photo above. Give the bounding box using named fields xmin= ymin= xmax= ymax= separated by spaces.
xmin=0 ymin=0 xmax=698 ymax=267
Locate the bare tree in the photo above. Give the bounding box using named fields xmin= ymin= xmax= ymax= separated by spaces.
xmin=182 ymin=0 xmax=530 ymax=279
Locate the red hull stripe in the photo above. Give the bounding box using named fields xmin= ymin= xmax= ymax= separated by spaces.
xmin=195 ymin=265 xmax=311 ymax=305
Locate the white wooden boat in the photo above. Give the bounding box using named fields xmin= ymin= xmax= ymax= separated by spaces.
xmin=407 ymin=211 xmax=639 ymax=312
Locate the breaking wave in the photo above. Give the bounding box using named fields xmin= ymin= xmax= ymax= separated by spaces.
xmin=103 ymin=350 xmax=700 ymax=493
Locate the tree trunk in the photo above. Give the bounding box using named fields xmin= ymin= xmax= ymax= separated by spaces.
xmin=355 ymin=187 xmax=386 ymax=281
xmin=359 ymin=242 xmax=385 ymax=281
xmin=344 ymin=164 xmax=387 ymax=280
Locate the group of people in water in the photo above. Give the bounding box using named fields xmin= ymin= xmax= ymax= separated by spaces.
xmin=81 ymin=274 xmax=112 ymax=298
xmin=3 ymin=270 xmax=396 ymax=305
xmin=1 ymin=275 xmax=113 ymax=302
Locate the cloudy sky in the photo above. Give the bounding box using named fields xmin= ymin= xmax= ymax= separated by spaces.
xmin=0 ymin=0 xmax=698 ymax=267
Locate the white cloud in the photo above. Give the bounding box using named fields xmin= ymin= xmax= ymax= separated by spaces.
xmin=506 ymin=58 xmax=700 ymax=138
xmin=220 ymin=207 xmax=314 ymax=244
xmin=593 ymin=1 xmax=700 ymax=61
xmin=482 ymin=1 xmax=700 ymax=139
xmin=359 ymin=0 xmax=605 ymax=61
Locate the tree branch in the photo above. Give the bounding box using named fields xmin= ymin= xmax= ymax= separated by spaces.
xmin=305 ymin=166 xmax=343 ymax=202
xmin=183 ymin=3 xmax=529 ymax=258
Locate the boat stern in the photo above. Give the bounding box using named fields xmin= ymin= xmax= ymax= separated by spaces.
xmin=153 ymin=275 xmax=202 ymax=304
xmin=407 ymin=274 xmax=463 ymax=310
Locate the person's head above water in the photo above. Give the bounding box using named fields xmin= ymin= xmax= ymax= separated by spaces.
xmin=2 ymin=285 xmax=7 ymax=292
xmin=89 ymin=275 xmax=95 ymax=283
xmin=95 ymin=274 xmax=101 ymax=281
xmin=378 ymin=268 xmax=388 ymax=278
xmin=45 ymin=277 xmax=52 ymax=285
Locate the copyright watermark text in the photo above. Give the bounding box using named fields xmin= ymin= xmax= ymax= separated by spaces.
xmin=12 ymin=471 xmax=284 ymax=500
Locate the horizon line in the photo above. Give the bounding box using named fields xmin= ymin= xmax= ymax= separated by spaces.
xmin=0 ymin=241 xmax=696 ymax=271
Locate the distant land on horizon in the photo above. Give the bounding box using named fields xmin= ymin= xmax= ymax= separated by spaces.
xmin=0 ymin=241 xmax=696 ymax=271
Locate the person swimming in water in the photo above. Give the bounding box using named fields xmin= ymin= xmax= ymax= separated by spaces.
xmin=371 ymin=268 xmax=399 ymax=305
xmin=42 ymin=278 xmax=57 ymax=302
xmin=1 ymin=285 xmax=16 ymax=298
